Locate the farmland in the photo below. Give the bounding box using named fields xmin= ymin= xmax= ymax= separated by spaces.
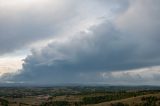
xmin=0 ymin=86 xmax=160 ymax=106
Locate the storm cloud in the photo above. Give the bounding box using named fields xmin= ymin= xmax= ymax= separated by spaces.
xmin=1 ymin=0 xmax=160 ymax=85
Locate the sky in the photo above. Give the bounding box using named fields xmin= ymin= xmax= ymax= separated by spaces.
xmin=0 ymin=0 xmax=160 ymax=85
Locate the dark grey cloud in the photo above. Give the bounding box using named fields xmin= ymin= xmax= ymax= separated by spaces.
xmin=2 ymin=0 xmax=160 ymax=84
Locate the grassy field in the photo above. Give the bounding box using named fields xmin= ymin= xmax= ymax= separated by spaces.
xmin=86 ymin=93 xmax=160 ymax=106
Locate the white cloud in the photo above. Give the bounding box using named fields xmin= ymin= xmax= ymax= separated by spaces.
xmin=101 ymin=66 xmax=160 ymax=85
xmin=0 ymin=56 xmax=24 ymax=76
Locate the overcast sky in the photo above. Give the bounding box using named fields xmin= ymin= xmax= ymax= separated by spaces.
xmin=0 ymin=0 xmax=160 ymax=85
